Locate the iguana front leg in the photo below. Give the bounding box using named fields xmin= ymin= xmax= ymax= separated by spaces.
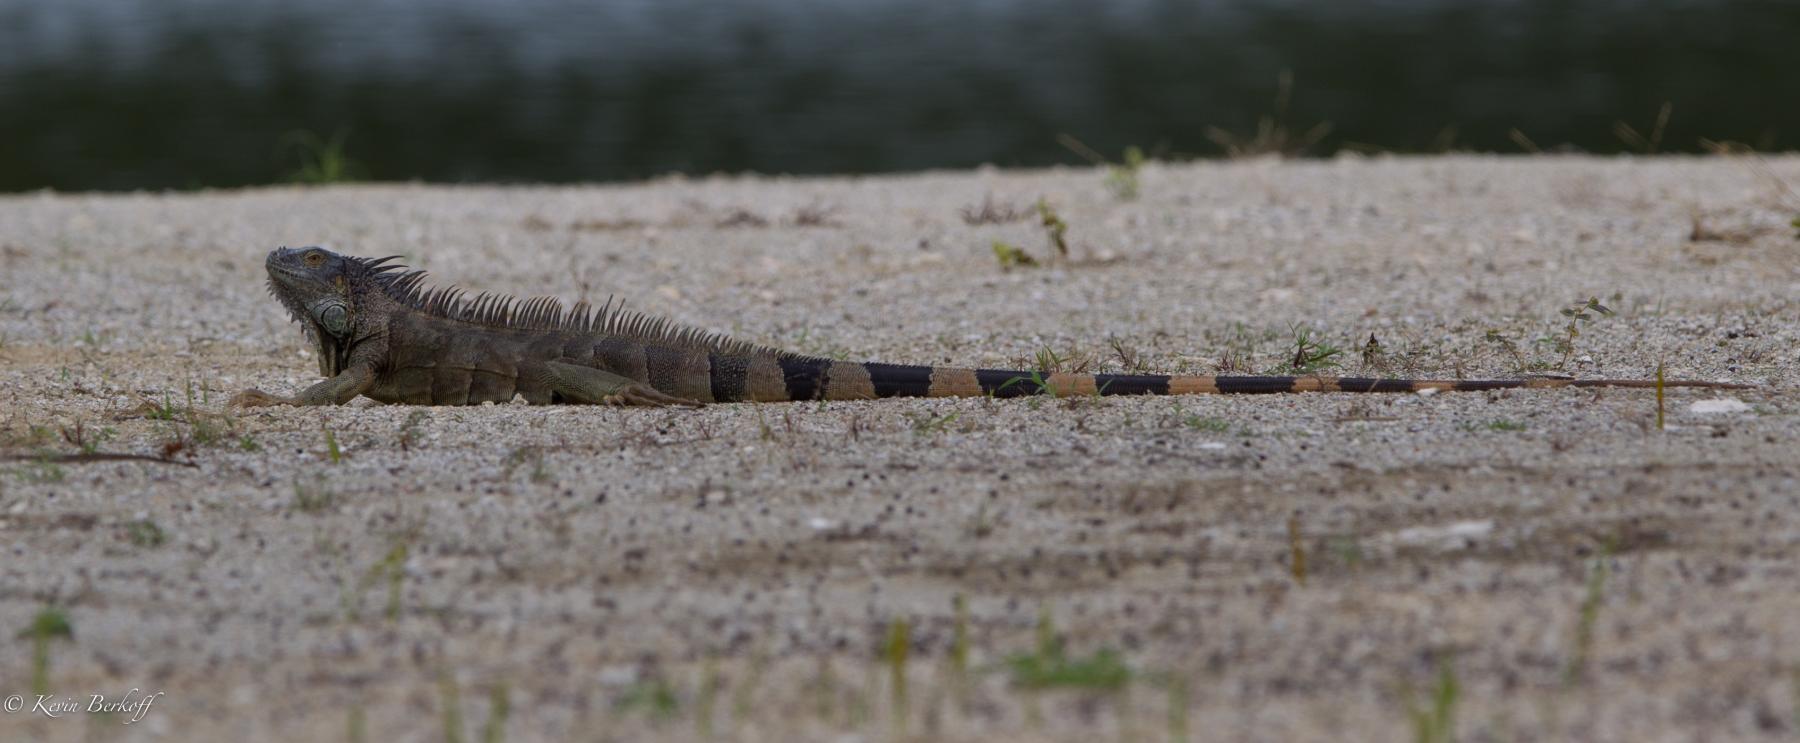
xmin=232 ymin=364 xmax=377 ymax=407
xmin=545 ymin=361 xmax=703 ymax=407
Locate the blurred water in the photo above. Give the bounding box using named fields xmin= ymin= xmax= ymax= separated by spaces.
xmin=0 ymin=0 xmax=1793 ymax=191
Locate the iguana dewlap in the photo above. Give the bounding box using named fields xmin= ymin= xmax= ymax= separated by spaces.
xmin=233 ymin=246 xmax=1746 ymax=408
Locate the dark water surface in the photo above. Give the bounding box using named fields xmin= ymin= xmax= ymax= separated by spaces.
xmin=1 ymin=0 xmax=1794 ymax=191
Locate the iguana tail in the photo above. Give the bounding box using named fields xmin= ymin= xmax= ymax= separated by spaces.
xmin=749 ymin=357 xmax=1750 ymax=401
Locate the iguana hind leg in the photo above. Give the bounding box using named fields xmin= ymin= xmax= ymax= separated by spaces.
xmin=544 ymin=361 xmax=703 ymax=407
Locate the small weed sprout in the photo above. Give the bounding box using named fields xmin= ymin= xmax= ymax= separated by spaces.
xmin=1183 ymin=416 xmax=1230 ymax=433
xmin=908 ymin=411 xmax=960 ymax=437
xmin=1509 ymin=128 xmax=1542 ymax=154
xmin=1328 ymin=535 xmax=1365 ymax=573
xmin=282 ymin=128 xmax=363 ymax=184
xmin=1035 ymin=198 xmax=1070 ymax=259
xmin=60 ymin=423 xmax=117 ymax=455
xmin=698 ymin=659 xmax=722 ymax=737
xmin=733 ymin=649 xmax=770 ymax=727
xmin=125 ymin=519 xmax=167 ymax=548
xmin=503 ymin=446 xmax=552 ymax=483
xmin=12 ymin=455 xmax=65 ymax=484
xmin=1287 ymin=515 xmax=1308 ymax=586
xmin=960 ymin=195 xmax=1029 ymax=225
xmin=617 ymin=679 xmax=681 ymax=721
xmin=20 ymin=606 xmax=74 ymax=696
xmin=789 ymin=201 xmax=840 ymax=227
xmin=807 ymin=655 xmax=836 ymax=724
xmin=481 ymin=683 xmax=510 ymax=743
xmin=1283 ymin=325 xmax=1343 ymax=374
xmin=1056 ymin=134 xmax=1147 ymax=200
xmin=1613 ymin=102 xmax=1673 ymax=154
xmin=323 ymin=425 xmax=342 ymax=463
xmin=1166 ymin=673 xmax=1190 ymax=743
xmin=348 ymin=704 xmax=367 ymax=743
xmin=376 ymin=541 xmax=409 ymax=622
xmin=1006 ymin=607 xmax=1132 ymax=691
xmin=1361 ymin=333 xmax=1385 ymax=370
xmin=755 ymin=408 xmax=775 ymax=441
xmin=1553 ymin=297 xmax=1615 ymax=369
xmin=1406 ymin=659 xmax=1460 ymax=743
xmin=1205 ymin=70 xmax=1333 ymax=158
xmin=398 ymin=410 xmax=430 ymax=451
xmin=146 ymin=394 xmax=179 ymax=421
xmin=1106 ymin=146 xmax=1146 ymax=200
xmin=293 ymin=479 xmax=338 ymax=513
xmin=950 ymin=595 xmax=971 ymax=683
xmin=1107 ymin=335 xmax=1149 ymax=373
xmin=992 ymin=240 xmax=1038 ymax=270
xmin=885 ymin=618 xmax=911 ymax=735
xmin=965 ymin=504 xmax=996 ymax=539
xmin=1483 ymin=329 xmax=1533 ymax=373
xmin=1565 ymin=543 xmax=1613 ymax=686
xmin=439 ymin=673 xmax=467 ymax=743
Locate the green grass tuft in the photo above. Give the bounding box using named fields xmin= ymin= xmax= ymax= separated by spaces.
xmin=1281 ymin=324 xmax=1343 ymax=374
xmin=439 ymin=673 xmax=466 ymax=743
xmin=1006 ymin=607 xmax=1132 ymax=691
xmin=1407 ymin=659 xmax=1460 ymax=743
xmin=1056 ymin=134 xmax=1148 ymax=200
xmin=1204 ymin=70 xmax=1333 ymax=158
xmin=1183 ymin=415 xmax=1230 ymax=433
xmin=348 ymin=704 xmax=366 ymax=743
xmin=1034 ymin=198 xmax=1071 ymax=258
xmin=1565 ymin=543 xmax=1612 ymax=686
xmin=617 ymin=678 xmax=682 ymax=721
xmin=886 ymin=617 xmax=911 ymax=734
xmin=20 ymin=606 xmax=74 ymax=696
xmin=282 ymin=128 xmax=363 ymax=184
xmin=1287 ymin=515 xmax=1308 ymax=586
xmin=481 ymin=683 xmax=510 ymax=743
xmin=908 ymin=411 xmax=960 ymax=437
xmin=125 ymin=519 xmax=167 ymax=548
xmin=992 ymin=240 xmax=1038 ymax=270
xmin=292 ymin=479 xmax=338 ymax=513
xmin=1552 ymin=296 xmax=1615 ymax=369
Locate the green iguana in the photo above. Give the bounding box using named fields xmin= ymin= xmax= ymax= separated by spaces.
xmin=231 ymin=246 xmax=1748 ymax=408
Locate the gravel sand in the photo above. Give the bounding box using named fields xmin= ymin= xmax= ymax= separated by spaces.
xmin=1 ymin=155 xmax=1797 ymax=741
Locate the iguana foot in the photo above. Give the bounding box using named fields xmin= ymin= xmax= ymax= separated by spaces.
xmin=230 ymin=388 xmax=294 ymax=408
xmin=601 ymin=386 xmax=704 ymax=408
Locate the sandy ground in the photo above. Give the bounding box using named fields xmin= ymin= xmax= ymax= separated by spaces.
xmin=1 ymin=155 xmax=1798 ymax=742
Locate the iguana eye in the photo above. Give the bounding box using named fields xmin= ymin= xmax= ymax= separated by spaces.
xmin=305 ymin=251 xmax=326 ymax=267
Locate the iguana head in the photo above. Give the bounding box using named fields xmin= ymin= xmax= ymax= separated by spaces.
xmin=264 ymin=246 xmax=399 ymax=375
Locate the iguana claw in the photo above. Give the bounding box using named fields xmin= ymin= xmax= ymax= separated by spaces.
xmin=230 ymin=388 xmax=292 ymax=408
xmin=602 ymin=386 xmax=704 ymax=408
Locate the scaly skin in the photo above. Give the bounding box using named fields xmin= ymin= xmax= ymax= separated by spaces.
xmin=233 ymin=247 xmax=1750 ymax=408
